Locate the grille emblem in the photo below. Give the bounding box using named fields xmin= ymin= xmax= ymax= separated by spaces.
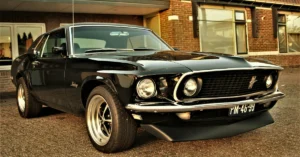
xmin=248 ymin=76 xmax=257 ymax=89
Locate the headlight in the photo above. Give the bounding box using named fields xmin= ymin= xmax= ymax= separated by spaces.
xmin=136 ymin=79 xmax=156 ymax=99
xmin=266 ymin=75 xmax=273 ymax=88
xmin=183 ymin=78 xmax=200 ymax=97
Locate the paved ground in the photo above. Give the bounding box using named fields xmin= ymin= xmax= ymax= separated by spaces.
xmin=0 ymin=68 xmax=300 ymax=157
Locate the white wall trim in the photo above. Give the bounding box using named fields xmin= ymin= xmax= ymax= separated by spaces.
xmin=248 ymin=51 xmax=279 ymax=56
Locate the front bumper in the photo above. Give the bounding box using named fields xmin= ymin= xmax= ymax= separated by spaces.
xmin=141 ymin=111 xmax=274 ymax=141
xmin=126 ymin=91 xmax=285 ymax=113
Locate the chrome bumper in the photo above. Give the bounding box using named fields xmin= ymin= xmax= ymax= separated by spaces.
xmin=126 ymin=91 xmax=285 ymax=113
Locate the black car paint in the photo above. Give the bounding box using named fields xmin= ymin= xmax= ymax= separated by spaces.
xmin=12 ymin=49 xmax=281 ymax=116
xmin=11 ymin=24 xmax=282 ymax=116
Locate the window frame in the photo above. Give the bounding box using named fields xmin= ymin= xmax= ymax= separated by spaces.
xmin=198 ymin=7 xmax=249 ymax=55
xmin=235 ymin=10 xmax=248 ymax=54
xmin=0 ymin=24 xmax=14 ymax=70
xmin=0 ymin=23 xmax=45 ymax=70
xmin=277 ymin=13 xmax=300 ymax=53
xmin=278 ymin=14 xmax=288 ymax=53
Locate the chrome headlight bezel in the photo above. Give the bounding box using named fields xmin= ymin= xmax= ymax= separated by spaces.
xmin=136 ymin=78 xmax=157 ymax=99
xmin=183 ymin=78 xmax=202 ymax=97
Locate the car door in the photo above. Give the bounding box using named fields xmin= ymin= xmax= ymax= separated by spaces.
xmin=29 ymin=29 xmax=70 ymax=112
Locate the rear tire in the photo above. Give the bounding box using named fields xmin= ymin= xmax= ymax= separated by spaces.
xmin=16 ymin=77 xmax=42 ymax=118
xmin=86 ymin=86 xmax=137 ymax=153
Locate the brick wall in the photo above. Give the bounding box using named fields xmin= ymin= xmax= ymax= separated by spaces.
xmin=0 ymin=71 xmax=15 ymax=93
xmin=0 ymin=11 xmax=143 ymax=31
xmin=250 ymin=55 xmax=300 ymax=67
xmin=160 ymin=0 xmax=199 ymax=51
xmin=269 ymin=0 xmax=300 ymax=4
xmin=246 ymin=8 xmax=278 ymax=52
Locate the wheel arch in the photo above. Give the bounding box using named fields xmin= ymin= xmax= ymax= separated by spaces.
xmin=81 ymin=77 xmax=118 ymax=109
xmin=15 ymin=71 xmax=31 ymax=89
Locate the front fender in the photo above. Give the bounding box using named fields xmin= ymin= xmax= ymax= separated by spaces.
xmin=80 ymin=73 xmax=136 ymax=106
xmin=81 ymin=75 xmax=118 ymax=94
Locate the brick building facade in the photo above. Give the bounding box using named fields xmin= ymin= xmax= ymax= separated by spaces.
xmin=0 ymin=0 xmax=299 ymax=94
xmin=160 ymin=0 xmax=300 ymax=67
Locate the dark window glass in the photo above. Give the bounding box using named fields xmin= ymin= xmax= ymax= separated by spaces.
xmin=35 ymin=35 xmax=48 ymax=57
xmin=42 ymin=29 xmax=66 ymax=58
xmin=27 ymin=35 xmax=43 ymax=54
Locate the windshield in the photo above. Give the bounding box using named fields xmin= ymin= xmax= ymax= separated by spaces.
xmin=70 ymin=26 xmax=171 ymax=54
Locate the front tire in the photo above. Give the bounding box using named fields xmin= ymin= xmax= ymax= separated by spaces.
xmin=86 ymin=86 xmax=137 ymax=153
xmin=16 ymin=77 xmax=42 ymax=118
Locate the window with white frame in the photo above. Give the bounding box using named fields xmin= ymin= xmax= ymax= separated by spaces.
xmin=278 ymin=14 xmax=300 ymax=53
xmin=198 ymin=8 xmax=247 ymax=55
xmin=0 ymin=23 xmax=45 ymax=69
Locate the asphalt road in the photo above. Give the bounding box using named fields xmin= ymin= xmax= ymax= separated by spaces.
xmin=1 ymin=68 xmax=300 ymax=157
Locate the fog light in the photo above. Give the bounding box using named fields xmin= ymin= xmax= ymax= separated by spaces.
xmin=176 ymin=112 xmax=191 ymax=120
xmin=263 ymin=102 xmax=272 ymax=108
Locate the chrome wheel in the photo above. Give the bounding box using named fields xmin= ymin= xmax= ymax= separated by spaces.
xmin=17 ymin=84 xmax=26 ymax=113
xmin=87 ymin=95 xmax=112 ymax=146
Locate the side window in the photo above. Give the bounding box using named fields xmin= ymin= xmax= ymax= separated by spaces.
xmin=41 ymin=29 xmax=66 ymax=58
xmin=27 ymin=35 xmax=43 ymax=54
xmin=35 ymin=35 xmax=48 ymax=57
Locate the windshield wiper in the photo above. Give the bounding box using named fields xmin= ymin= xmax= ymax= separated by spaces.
xmin=133 ymin=48 xmax=157 ymax=51
xmin=85 ymin=48 xmax=117 ymax=53
xmin=85 ymin=48 xmax=136 ymax=53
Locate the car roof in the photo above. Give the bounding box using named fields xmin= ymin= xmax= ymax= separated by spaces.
xmin=46 ymin=22 xmax=149 ymax=34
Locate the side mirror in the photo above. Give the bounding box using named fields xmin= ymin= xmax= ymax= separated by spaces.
xmin=28 ymin=49 xmax=39 ymax=60
xmin=52 ymin=46 xmax=67 ymax=56
xmin=173 ymin=47 xmax=180 ymax=51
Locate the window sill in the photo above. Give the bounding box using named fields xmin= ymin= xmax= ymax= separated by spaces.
xmin=239 ymin=51 xmax=300 ymax=56
xmin=0 ymin=65 xmax=11 ymax=71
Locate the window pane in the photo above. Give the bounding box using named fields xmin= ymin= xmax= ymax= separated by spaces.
xmin=199 ymin=8 xmax=233 ymax=21
xmin=71 ymin=26 xmax=170 ymax=54
xmin=16 ymin=27 xmax=43 ymax=56
xmin=0 ymin=26 xmax=12 ymax=65
xmin=199 ymin=21 xmax=235 ymax=54
xmin=42 ymin=29 xmax=66 ymax=58
xmin=278 ymin=14 xmax=286 ymax=23
xmin=278 ymin=26 xmax=287 ymax=53
xmin=235 ymin=12 xmax=245 ymax=21
xmin=74 ymin=38 xmax=106 ymax=49
xmin=287 ymin=15 xmax=300 ymax=52
xmin=236 ymin=24 xmax=247 ymax=54
xmin=35 ymin=36 xmax=47 ymax=55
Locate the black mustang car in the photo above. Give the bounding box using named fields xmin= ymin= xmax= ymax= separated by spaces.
xmin=11 ymin=23 xmax=285 ymax=153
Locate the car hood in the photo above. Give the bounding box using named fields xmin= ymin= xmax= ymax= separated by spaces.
xmin=74 ymin=51 xmax=282 ymax=75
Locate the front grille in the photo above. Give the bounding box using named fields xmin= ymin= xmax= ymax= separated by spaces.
xmin=176 ymin=70 xmax=278 ymax=100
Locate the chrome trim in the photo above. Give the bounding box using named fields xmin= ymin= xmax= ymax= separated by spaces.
xmin=182 ymin=90 xmax=275 ymax=103
xmin=126 ymin=91 xmax=285 ymax=113
xmin=173 ymin=67 xmax=282 ymax=102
